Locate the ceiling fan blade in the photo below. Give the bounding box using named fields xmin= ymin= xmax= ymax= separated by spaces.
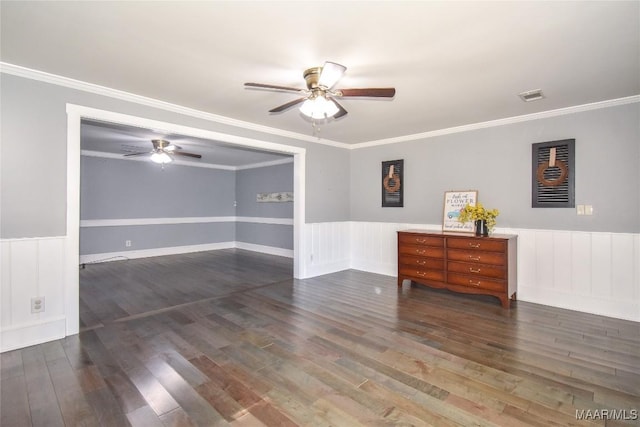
xmin=339 ymin=88 xmax=396 ymax=98
xmin=318 ymin=61 xmax=346 ymax=89
xmin=244 ymin=82 xmax=305 ymax=93
xmin=173 ymin=151 xmax=202 ymax=159
xmin=269 ymin=97 xmax=307 ymax=113
xmin=331 ymin=98 xmax=348 ymax=119
xmin=123 ymin=151 xmax=151 ymax=157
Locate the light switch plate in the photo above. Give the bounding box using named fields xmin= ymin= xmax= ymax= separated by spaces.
xmin=577 ymin=205 xmax=585 ymax=215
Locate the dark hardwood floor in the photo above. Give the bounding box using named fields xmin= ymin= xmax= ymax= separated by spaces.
xmin=1 ymin=249 xmax=639 ymax=426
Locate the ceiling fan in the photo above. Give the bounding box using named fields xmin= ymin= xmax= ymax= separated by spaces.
xmin=123 ymin=139 xmax=202 ymax=164
xmin=245 ymin=61 xmax=395 ymax=120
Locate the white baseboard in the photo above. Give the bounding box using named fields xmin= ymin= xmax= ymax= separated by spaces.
xmin=80 ymin=241 xmax=235 ymax=264
xmin=305 ymin=259 xmax=351 ymax=278
xmin=80 ymin=241 xmax=293 ymax=264
xmin=235 ymin=242 xmax=293 ymax=258
xmin=350 ymin=259 xmax=395 ymax=278
xmin=1 ymin=316 xmax=66 ymax=353
xmin=519 ymin=285 xmax=640 ymax=322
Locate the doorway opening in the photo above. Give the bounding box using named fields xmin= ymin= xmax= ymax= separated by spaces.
xmin=66 ymin=104 xmax=306 ymax=336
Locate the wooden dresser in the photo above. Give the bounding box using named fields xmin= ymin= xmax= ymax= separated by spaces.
xmin=397 ymin=230 xmax=517 ymax=308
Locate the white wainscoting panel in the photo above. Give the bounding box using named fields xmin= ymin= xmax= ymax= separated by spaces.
xmin=1 ymin=237 xmax=67 ymax=352
xmin=303 ymin=222 xmax=639 ymax=322
xmin=304 ymin=222 xmax=351 ymax=277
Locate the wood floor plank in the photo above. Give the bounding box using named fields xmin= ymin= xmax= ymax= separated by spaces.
xmin=3 ymin=249 xmax=639 ymax=426
xmin=145 ymin=355 xmax=229 ymax=426
xmin=0 ymin=348 xmax=24 ymax=380
xmin=46 ymin=354 xmax=102 ymax=426
xmin=1 ymin=373 xmax=32 ymax=427
xmin=21 ymin=345 xmax=65 ymax=427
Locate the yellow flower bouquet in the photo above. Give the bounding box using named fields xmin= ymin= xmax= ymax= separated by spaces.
xmin=458 ymin=202 xmax=500 ymax=234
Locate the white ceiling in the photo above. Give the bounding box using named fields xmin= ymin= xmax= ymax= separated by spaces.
xmin=1 ymin=1 xmax=639 ymax=146
xmin=81 ymin=120 xmax=293 ymax=168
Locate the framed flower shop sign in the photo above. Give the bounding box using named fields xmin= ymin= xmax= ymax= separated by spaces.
xmin=442 ymin=190 xmax=477 ymax=233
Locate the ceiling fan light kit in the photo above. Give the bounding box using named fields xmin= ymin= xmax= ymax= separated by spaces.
xmin=299 ymin=95 xmax=339 ymax=119
xmin=123 ymin=138 xmax=202 ymax=166
xmin=150 ymin=151 xmax=172 ymax=164
xmin=245 ymin=61 xmax=395 ymax=125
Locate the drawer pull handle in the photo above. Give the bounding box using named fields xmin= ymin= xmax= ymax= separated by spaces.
xmin=416 ymin=238 xmax=427 ymax=243
xmin=416 ymin=249 xmax=426 ymax=255
xmin=468 ymin=243 xmax=481 ymax=248
xmin=469 ymin=268 xmax=481 ymax=273
xmin=468 ymin=256 xmax=481 ymax=261
xmin=469 ymin=280 xmax=481 ymax=287
xmin=417 ymin=271 xmax=427 ymax=277
xmin=416 ymin=260 xmax=426 ymax=265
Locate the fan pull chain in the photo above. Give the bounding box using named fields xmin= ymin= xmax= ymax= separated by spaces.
xmin=311 ymin=120 xmax=321 ymax=137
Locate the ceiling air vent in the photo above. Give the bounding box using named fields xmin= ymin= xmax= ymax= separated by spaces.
xmin=518 ymin=89 xmax=545 ymax=102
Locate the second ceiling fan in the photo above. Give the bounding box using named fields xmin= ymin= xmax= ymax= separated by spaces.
xmin=124 ymin=139 xmax=202 ymax=164
xmin=245 ymin=61 xmax=395 ymax=120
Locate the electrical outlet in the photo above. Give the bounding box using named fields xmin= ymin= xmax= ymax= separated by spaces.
xmin=31 ymin=297 xmax=45 ymax=313
xmin=125 ymin=240 xmax=132 ymax=247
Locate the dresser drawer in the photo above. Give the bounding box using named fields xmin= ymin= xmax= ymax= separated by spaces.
xmin=399 ymin=267 xmax=445 ymax=282
xmin=399 ymin=244 xmax=445 ymax=258
xmin=447 ymin=249 xmax=505 ymax=266
xmin=447 ymin=238 xmax=506 ymax=252
xmin=447 ymin=273 xmax=506 ymax=292
xmin=447 ymin=261 xmax=506 ymax=279
xmin=399 ymin=234 xmax=444 ymax=247
xmin=400 ymin=255 xmax=444 ymax=270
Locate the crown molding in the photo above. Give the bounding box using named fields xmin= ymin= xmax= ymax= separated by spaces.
xmin=351 ymin=95 xmax=640 ymax=149
xmin=3 ymin=62 xmax=638 ymax=151
xmin=81 ymin=149 xmax=293 ymax=171
xmin=0 ymin=62 xmax=349 ymax=150
xmin=235 ymin=157 xmax=293 ymax=170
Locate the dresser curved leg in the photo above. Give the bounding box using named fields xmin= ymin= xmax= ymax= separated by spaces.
xmin=499 ymin=295 xmax=511 ymax=308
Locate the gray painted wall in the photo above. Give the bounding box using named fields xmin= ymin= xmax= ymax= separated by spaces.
xmin=79 ymin=156 xmax=296 ymax=254
xmin=80 ymin=223 xmax=235 ymax=255
xmin=235 ymin=162 xmax=293 ymax=218
xmin=350 ymin=103 xmax=640 ymax=233
xmin=236 ymin=223 xmax=293 ymax=250
xmin=1 ymin=73 xmax=637 ymax=239
xmin=235 ymin=161 xmax=294 ymax=249
xmin=79 ymin=156 xmax=236 ymax=255
xmin=81 ymin=156 xmax=236 ymax=219
xmin=0 ymin=73 xmax=350 ymax=239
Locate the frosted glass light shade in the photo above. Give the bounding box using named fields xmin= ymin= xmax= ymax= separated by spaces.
xmin=151 ymin=151 xmax=172 ymax=164
xmin=318 ymin=62 xmax=346 ymax=89
xmin=299 ymin=97 xmax=339 ymax=119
